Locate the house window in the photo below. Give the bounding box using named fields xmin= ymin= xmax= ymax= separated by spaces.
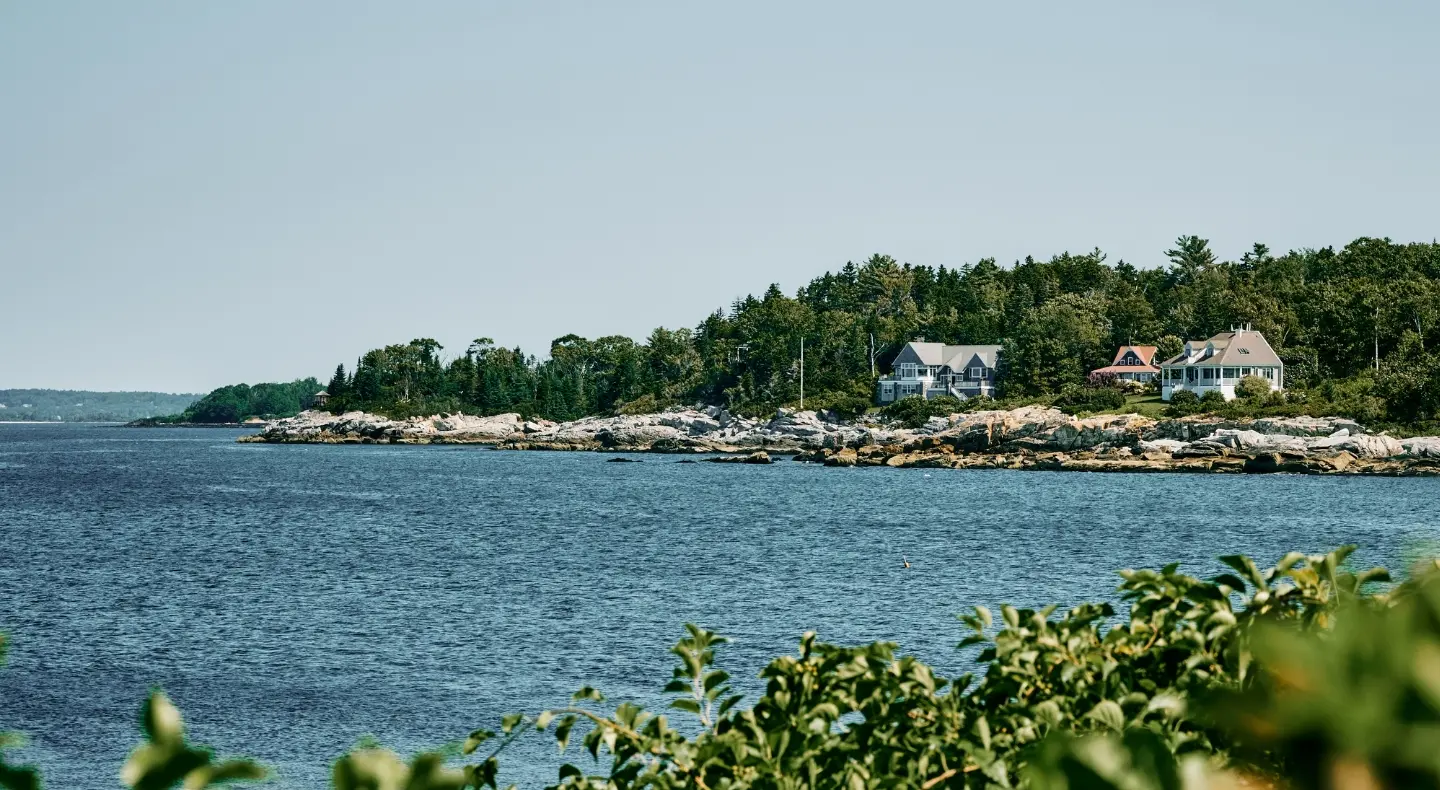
xmin=899 ymin=363 xmax=917 ymax=379
xmin=969 ymin=366 xmax=984 ymax=379
xmin=1202 ymin=368 xmax=1214 ymax=380
xmin=1224 ymin=368 xmax=1238 ymax=379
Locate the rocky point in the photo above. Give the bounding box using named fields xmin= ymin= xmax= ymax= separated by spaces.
xmin=241 ymin=406 xmax=1440 ymax=476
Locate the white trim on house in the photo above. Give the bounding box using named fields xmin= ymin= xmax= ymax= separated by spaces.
xmin=876 ymin=342 xmax=1003 ymax=403
xmin=1159 ymin=327 xmax=1284 ymax=401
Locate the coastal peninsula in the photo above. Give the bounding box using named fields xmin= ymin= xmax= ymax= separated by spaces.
xmin=241 ymin=405 xmax=1440 ymax=476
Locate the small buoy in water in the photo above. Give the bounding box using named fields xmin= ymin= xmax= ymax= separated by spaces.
xmin=902 ymin=555 xmax=911 ymax=569
xmin=923 ymin=473 xmax=931 ymax=478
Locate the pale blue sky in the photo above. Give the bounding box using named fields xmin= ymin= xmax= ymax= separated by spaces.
xmin=2 ymin=1 xmax=1436 ymax=392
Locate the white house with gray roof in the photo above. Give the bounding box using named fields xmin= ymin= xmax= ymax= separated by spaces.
xmin=876 ymin=342 xmax=1003 ymax=403
xmin=1159 ymin=326 xmax=1283 ymax=401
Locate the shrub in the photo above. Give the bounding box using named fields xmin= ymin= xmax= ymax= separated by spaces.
xmin=881 ymin=394 xmax=963 ymax=428
xmin=6 ymin=546 xmax=1419 ymax=790
xmin=1200 ymin=389 xmax=1227 ymax=409
xmin=1235 ymin=375 xmax=1271 ymax=401
xmin=1054 ymin=384 xmax=1126 ymax=415
xmin=1168 ymin=389 xmax=1199 ymax=407
xmin=1166 ymin=389 xmax=1200 ymax=416
xmin=798 ymin=390 xmax=872 ymax=420
xmin=614 ymin=394 xmax=668 ymax=415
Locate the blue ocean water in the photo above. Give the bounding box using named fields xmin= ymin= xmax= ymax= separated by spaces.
xmin=1 ymin=423 xmax=1436 ymax=788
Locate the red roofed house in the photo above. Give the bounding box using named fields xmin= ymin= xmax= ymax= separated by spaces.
xmin=1090 ymin=345 xmax=1160 ymax=383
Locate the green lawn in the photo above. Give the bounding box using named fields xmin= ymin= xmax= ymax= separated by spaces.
xmin=1122 ymin=394 xmax=1168 ymax=418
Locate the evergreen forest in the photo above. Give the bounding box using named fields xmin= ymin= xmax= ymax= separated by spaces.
xmin=139 ymin=379 xmax=323 ymax=424
xmin=316 ymin=236 xmax=1440 ymax=426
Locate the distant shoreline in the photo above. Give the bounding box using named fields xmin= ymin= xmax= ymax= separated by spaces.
xmin=125 ymin=421 xmax=264 ymax=428
xmin=0 ymin=420 xmax=259 ymax=427
xmin=0 ymin=420 xmax=125 ymax=425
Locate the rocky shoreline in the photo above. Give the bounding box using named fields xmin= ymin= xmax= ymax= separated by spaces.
xmin=240 ymin=407 xmax=1440 ymax=476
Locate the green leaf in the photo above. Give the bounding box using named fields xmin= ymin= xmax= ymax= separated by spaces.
xmin=500 ymin=714 xmax=523 ymax=734
xmin=702 ymin=670 xmax=730 ymax=693
xmin=141 ymin=692 xmax=185 ymax=747
xmin=982 ymin=758 xmax=1009 ymax=785
xmin=479 ymin=757 xmax=499 ymax=790
xmin=1086 ymin=700 xmax=1125 ymax=731
xmin=534 ymin=711 xmax=556 ymax=731
xmin=1273 ymin=551 xmax=1308 ymax=575
xmin=0 ymin=761 xmax=41 ymax=790
xmin=1212 ymin=573 xmax=1248 ymax=592
xmin=1355 ymin=567 xmax=1392 ymax=588
xmin=554 ymin=715 xmax=577 ymax=753
xmin=717 ymin=694 xmax=744 ymax=717
xmin=1219 ymin=554 xmax=1268 ymax=590
xmin=571 ymin=686 xmax=604 ymax=703
xmin=182 ymin=760 xmax=268 ymax=789
xmin=670 ymin=699 xmax=701 ymax=714
xmin=1328 ymin=544 xmax=1358 ymax=569
xmin=463 ymin=730 xmax=494 ymax=755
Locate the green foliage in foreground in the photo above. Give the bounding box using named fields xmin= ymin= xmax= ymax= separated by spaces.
xmin=11 ymin=547 xmax=1440 ymax=789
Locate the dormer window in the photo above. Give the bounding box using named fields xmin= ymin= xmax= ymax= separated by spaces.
xmin=969 ymin=366 xmax=984 ymax=379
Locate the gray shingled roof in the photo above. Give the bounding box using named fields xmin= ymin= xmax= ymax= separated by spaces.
xmin=1161 ymin=331 xmax=1282 ymax=367
xmin=904 ymin=342 xmax=947 ymax=366
xmin=894 ymin=342 xmax=1003 ymax=371
xmin=945 ymin=346 xmax=1001 ymax=370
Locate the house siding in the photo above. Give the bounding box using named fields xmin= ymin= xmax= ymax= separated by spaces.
xmin=876 ymin=343 xmax=1002 ymax=403
xmin=1159 ymin=330 xmax=1284 ymax=401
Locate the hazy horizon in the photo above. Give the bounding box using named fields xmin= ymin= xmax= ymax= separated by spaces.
xmin=4 ymin=1 xmax=1437 ymax=392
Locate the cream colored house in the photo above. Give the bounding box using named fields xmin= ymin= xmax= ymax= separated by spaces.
xmin=1159 ymin=327 xmax=1283 ymax=401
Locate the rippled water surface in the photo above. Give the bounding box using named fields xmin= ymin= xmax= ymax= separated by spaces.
xmin=2 ymin=423 xmax=1438 ymax=788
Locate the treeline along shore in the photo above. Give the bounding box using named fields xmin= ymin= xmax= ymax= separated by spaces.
xmin=310 ymin=236 xmax=1440 ymax=431
xmin=241 ymin=405 xmax=1440 ymax=476
xmin=137 ymin=236 xmax=1440 ymax=433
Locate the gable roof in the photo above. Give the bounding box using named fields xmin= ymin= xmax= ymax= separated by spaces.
xmin=892 ymin=342 xmax=1003 ymax=371
xmin=1161 ymin=330 xmax=1283 ymax=367
xmin=1110 ymin=345 xmax=1158 ymax=366
xmin=944 ymin=345 xmax=1001 ymax=370
xmin=897 ymin=342 xmax=947 ymax=366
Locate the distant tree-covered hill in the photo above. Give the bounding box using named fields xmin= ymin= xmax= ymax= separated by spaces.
xmin=0 ymin=390 xmax=201 ymax=422
xmin=139 ymin=378 xmax=323 ymax=424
